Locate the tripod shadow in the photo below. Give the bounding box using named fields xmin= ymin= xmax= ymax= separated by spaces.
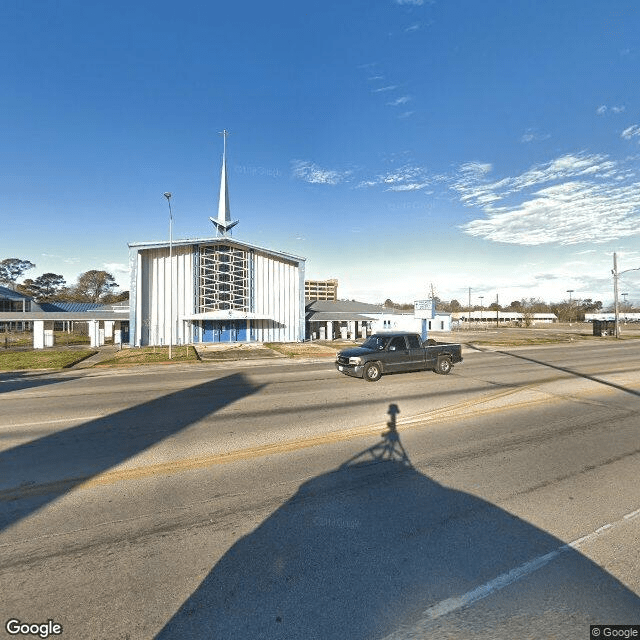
xmin=340 ymin=403 xmax=411 ymax=469
xmin=156 ymin=404 xmax=640 ymax=639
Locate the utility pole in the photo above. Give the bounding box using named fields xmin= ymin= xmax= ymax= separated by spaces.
xmin=496 ymin=293 xmax=499 ymax=328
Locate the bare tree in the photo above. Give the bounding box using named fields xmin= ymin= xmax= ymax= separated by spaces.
xmin=71 ymin=270 xmax=119 ymax=303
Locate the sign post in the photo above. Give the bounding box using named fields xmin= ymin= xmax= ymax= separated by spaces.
xmin=414 ymin=299 xmax=436 ymax=342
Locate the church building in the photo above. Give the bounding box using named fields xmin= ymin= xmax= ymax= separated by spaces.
xmin=128 ymin=133 xmax=306 ymax=346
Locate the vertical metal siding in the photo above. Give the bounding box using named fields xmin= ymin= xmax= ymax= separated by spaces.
xmin=134 ymin=241 xmax=302 ymax=345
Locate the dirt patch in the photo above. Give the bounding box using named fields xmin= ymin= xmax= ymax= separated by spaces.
xmin=264 ymin=342 xmax=340 ymax=358
xmin=197 ymin=344 xmax=283 ymax=360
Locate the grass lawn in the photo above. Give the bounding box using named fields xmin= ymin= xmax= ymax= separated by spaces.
xmin=0 ymin=349 xmax=98 ymax=371
xmin=97 ymin=346 xmax=199 ymax=366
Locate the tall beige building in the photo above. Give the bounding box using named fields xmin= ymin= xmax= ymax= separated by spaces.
xmin=305 ymin=278 xmax=338 ymax=301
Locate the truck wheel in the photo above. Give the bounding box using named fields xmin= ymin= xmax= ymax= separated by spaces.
xmin=436 ymin=357 xmax=452 ymax=375
xmin=363 ymin=362 xmax=382 ymax=382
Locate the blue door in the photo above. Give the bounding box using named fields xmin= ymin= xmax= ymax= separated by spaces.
xmin=202 ymin=321 xmax=217 ymax=342
xmin=235 ymin=320 xmax=247 ymax=341
xmin=219 ymin=322 xmax=232 ymax=341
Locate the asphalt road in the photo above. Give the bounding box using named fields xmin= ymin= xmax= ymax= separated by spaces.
xmin=1 ymin=342 xmax=639 ymax=639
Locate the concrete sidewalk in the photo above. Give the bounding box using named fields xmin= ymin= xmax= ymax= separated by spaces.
xmin=70 ymin=345 xmax=121 ymax=369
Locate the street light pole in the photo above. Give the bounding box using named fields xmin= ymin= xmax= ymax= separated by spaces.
xmin=164 ymin=192 xmax=173 ymax=359
xmin=613 ymin=253 xmax=620 ymax=339
xmin=479 ymin=296 xmax=484 ymax=326
xmin=611 ymin=253 xmax=640 ymax=339
xmin=566 ymin=289 xmax=574 ymax=324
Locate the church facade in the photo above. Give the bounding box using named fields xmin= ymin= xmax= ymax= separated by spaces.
xmin=128 ymin=132 xmax=306 ymax=346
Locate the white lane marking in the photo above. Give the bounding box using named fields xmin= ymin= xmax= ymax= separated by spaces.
xmin=383 ymin=507 xmax=639 ymax=639
xmin=1 ymin=415 xmax=104 ymax=429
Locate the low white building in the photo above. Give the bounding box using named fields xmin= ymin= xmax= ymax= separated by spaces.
xmin=585 ymin=312 xmax=640 ymax=322
xmin=451 ymin=311 xmax=557 ymax=325
xmin=369 ymin=310 xmax=452 ymax=334
xmin=305 ymin=300 xmax=451 ymax=340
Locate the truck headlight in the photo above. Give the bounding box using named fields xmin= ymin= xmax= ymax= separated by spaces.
xmin=348 ymin=357 xmax=361 ymax=365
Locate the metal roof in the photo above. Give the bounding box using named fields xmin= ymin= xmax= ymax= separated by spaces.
xmin=0 ymin=311 xmax=128 ymax=321
xmin=39 ymin=302 xmax=106 ymax=313
xmin=128 ymin=236 xmax=305 ymax=263
xmin=306 ymin=311 xmax=376 ymax=322
xmin=0 ymin=286 xmax=32 ymax=301
xmin=305 ymin=300 xmax=386 ymax=313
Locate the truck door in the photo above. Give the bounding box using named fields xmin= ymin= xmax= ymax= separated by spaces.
xmin=385 ymin=336 xmax=412 ymax=372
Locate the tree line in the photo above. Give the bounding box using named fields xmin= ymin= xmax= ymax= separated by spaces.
xmin=0 ymin=258 xmax=128 ymax=304
xmin=382 ymin=296 xmax=610 ymax=322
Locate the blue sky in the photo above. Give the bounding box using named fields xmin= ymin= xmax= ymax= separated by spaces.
xmin=2 ymin=0 xmax=640 ymax=306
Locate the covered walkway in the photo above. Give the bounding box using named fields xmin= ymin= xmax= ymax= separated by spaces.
xmin=0 ymin=311 xmax=129 ymax=349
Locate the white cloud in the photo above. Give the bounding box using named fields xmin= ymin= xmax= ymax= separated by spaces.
xmin=598 ymin=104 xmax=626 ymax=115
xmin=358 ymin=164 xmax=432 ymax=191
xmin=291 ymin=160 xmax=351 ymax=185
xmin=396 ymin=0 xmax=424 ymax=5
xmin=621 ymin=124 xmax=640 ymax=141
xmin=104 ymin=262 xmax=129 ymax=275
xmin=455 ymin=153 xmax=640 ymax=245
xmin=387 ymin=96 xmax=411 ymax=106
xmin=372 ymin=85 xmax=398 ymax=93
xmin=520 ymin=128 xmax=551 ymax=143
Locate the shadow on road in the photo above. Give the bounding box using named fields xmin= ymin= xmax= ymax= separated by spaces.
xmin=0 ymin=370 xmax=83 ymax=394
xmin=0 ymin=373 xmax=263 ymax=532
xmin=156 ymin=404 xmax=640 ymax=639
xmin=495 ymin=349 xmax=640 ymax=398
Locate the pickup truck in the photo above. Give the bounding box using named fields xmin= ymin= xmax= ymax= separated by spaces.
xmin=335 ymin=332 xmax=463 ymax=382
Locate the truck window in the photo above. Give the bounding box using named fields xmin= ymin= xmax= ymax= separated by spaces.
xmin=388 ymin=336 xmax=407 ymax=351
xmin=407 ymin=335 xmax=421 ymax=349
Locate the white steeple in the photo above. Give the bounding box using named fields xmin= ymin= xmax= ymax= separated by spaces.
xmin=210 ymin=129 xmax=239 ymax=236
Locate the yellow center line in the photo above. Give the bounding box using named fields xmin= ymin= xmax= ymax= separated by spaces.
xmin=2 ymin=375 xmax=638 ymax=499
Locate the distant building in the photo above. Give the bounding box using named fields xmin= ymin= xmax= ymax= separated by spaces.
xmin=305 ymin=278 xmax=338 ymax=301
xmin=585 ymin=312 xmax=640 ymax=322
xmin=451 ymin=311 xmax=557 ymax=325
